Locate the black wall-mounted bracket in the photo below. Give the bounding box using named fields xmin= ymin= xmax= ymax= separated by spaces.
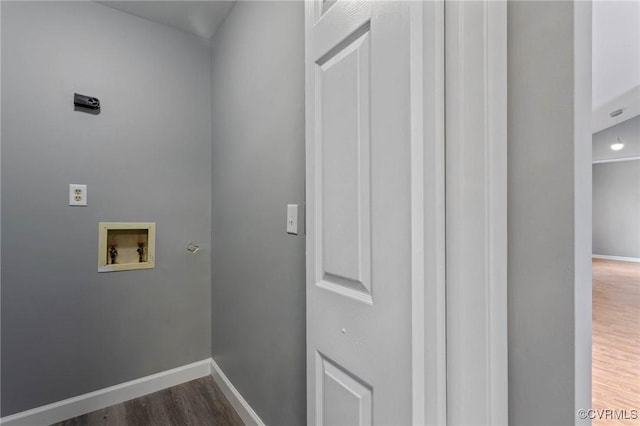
xmin=74 ymin=93 xmax=100 ymax=113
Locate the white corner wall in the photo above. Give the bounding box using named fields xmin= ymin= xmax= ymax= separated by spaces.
xmin=508 ymin=1 xmax=592 ymax=424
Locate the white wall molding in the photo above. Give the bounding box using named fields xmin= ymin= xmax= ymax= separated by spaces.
xmin=445 ymin=0 xmax=508 ymax=424
xmin=593 ymin=156 xmax=640 ymax=164
xmin=0 ymin=359 xmax=211 ymax=426
xmin=209 ymin=358 xmax=265 ymax=426
xmin=593 ymin=254 xmax=640 ymax=263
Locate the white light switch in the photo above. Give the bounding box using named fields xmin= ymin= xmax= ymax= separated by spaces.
xmin=69 ymin=184 xmax=87 ymax=206
xmin=287 ymin=204 xmax=298 ymax=235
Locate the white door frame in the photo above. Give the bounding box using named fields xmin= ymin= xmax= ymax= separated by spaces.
xmin=445 ymin=1 xmax=508 ymax=425
xmin=409 ymin=1 xmax=446 ymax=425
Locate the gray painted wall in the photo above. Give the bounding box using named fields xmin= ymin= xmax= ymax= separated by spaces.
xmin=210 ymin=2 xmax=306 ymax=425
xmin=508 ymin=1 xmax=592 ymax=424
xmin=593 ymin=160 xmax=640 ymax=258
xmin=593 ymin=115 xmax=640 ymax=161
xmin=1 ymin=1 xmax=212 ymax=416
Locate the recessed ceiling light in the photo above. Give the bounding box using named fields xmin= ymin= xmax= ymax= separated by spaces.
xmin=611 ymin=143 xmax=624 ymax=151
xmin=611 ymin=137 xmax=624 ymax=151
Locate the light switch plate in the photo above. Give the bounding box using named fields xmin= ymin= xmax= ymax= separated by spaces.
xmin=287 ymin=204 xmax=298 ymax=235
xmin=69 ymin=184 xmax=87 ymax=206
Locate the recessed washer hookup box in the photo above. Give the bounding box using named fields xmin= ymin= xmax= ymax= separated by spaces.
xmin=98 ymin=222 xmax=156 ymax=272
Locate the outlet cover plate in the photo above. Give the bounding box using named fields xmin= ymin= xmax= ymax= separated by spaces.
xmin=69 ymin=184 xmax=87 ymax=206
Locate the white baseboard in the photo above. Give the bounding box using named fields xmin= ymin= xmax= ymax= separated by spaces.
xmin=593 ymin=254 xmax=640 ymax=263
xmin=0 ymin=359 xmax=211 ymax=426
xmin=0 ymin=358 xmax=265 ymax=426
xmin=209 ymin=358 xmax=265 ymax=426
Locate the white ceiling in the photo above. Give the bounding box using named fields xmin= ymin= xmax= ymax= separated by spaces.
xmin=97 ymin=1 xmax=235 ymax=39
xmin=98 ymin=0 xmax=638 ymax=132
xmin=592 ymin=0 xmax=640 ymax=132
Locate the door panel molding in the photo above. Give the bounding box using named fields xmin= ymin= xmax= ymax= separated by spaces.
xmin=315 ymin=351 xmax=373 ymax=426
xmin=314 ymin=20 xmax=373 ymax=305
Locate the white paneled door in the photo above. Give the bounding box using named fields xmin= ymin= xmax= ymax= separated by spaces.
xmin=305 ymin=1 xmax=445 ymax=424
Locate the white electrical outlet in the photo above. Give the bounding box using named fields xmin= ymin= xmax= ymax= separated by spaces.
xmin=69 ymin=184 xmax=87 ymax=206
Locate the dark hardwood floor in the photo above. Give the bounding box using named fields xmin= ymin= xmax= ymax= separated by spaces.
xmin=51 ymin=377 xmax=244 ymax=426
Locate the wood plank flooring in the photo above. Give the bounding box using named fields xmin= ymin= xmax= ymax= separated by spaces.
xmin=47 ymin=258 xmax=639 ymax=426
xmin=51 ymin=377 xmax=244 ymax=426
xmin=592 ymin=259 xmax=640 ymax=425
